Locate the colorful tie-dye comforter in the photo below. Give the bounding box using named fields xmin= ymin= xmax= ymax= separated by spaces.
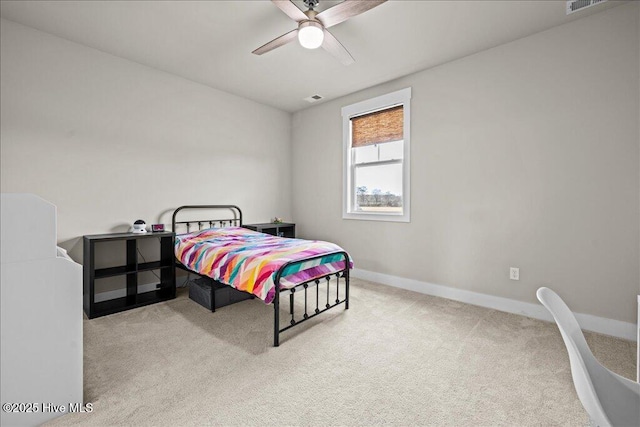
xmin=175 ymin=227 xmax=352 ymax=304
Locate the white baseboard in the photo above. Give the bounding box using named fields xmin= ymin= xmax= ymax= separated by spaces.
xmin=351 ymin=268 xmax=637 ymax=342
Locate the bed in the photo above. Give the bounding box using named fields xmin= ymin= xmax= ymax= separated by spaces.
xmin=172 ymin=205 xmax=351 ymax=346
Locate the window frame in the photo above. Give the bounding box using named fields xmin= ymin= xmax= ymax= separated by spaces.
xmin=342 ymin=87 xmax=411 ymax=222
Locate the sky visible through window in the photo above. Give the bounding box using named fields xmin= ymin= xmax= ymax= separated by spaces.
xmin=355 ymin=164 xmax=403 ymax=195
xmin=353 ymin=140 xmax=403 ymax=196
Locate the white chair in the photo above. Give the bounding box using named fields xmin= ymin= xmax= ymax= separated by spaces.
xmin=536 ymin=287 xmax=640 ymax=427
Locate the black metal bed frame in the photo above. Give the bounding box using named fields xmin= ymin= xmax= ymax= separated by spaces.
xmin=171 ymin=205 xmax=350 ymax=347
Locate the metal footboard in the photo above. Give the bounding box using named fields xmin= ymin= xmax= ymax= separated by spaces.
xmin=273 ymin=251 xmax=350 ymax=347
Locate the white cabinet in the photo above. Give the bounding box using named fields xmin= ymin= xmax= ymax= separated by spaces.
xmin=1 ymin=194 xmax=83 ymax=427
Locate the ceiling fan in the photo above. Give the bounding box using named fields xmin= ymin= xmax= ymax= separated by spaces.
xmin=252 ymin=0 xmax=387 ymax=65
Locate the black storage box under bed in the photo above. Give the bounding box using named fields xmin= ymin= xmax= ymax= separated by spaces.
xmin=188 ymin=277 xmax=253 ymax=311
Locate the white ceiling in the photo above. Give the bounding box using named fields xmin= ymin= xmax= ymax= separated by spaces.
xmin=0 ymin=0 xmax=624 ymax=112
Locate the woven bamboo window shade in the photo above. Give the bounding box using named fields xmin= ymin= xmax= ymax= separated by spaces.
xmin=351 ymin=105 xmax=403 ymax=148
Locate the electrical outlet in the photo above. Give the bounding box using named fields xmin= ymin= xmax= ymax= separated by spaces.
xmin=510 ymin=267 xmax=520 ymax=281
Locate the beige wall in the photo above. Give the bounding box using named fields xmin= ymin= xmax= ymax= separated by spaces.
xmin=292 ymin=3 xmax=640 ymax=323
xmin=0 ymin=19 xmax=292 ymax=262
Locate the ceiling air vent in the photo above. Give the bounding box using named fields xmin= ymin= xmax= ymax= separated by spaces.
xmin=566 ymin=0 xmax=607 ymax=15
xmin=304 ymin=94 xmax=324 ymax=103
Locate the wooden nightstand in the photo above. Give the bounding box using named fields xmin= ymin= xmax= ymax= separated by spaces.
xmin=243 ymin=222 xmax=295 ymax=238
xmin=83 ymin=231 xmax=176 ymax=318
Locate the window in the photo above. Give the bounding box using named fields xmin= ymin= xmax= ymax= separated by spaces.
xmin=342 ymin=88 xmax=411 ymax=222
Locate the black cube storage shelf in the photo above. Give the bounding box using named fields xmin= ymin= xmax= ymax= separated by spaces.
xmin=243 ymin=223 xmax=295 ymax=238
xmin=83 ymin=231 xmax=176 ymax=319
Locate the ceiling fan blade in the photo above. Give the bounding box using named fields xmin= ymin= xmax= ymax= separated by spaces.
xmin=271 ymin=0 xmax=308 ymax=22
xmin=316 ymin=0 xmax=387 ymax=28
xmin=252 ymin=29 xmax=299 ymax=55
xmin=322 ymin=29 xmax=355 ymax=65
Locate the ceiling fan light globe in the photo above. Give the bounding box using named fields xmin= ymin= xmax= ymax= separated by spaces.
xmin=298 ymin=23 xmax=324 ymax=49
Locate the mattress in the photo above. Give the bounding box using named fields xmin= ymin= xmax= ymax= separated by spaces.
xmin=175 ymin=227 xmax=352 ymax=303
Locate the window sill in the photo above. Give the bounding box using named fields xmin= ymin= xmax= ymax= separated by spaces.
xmin=342 ymin=212 xmax=410 ymax=223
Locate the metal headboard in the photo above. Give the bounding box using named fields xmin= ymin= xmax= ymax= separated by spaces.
xmin=172 ymin=205 xmax=243 ymax=234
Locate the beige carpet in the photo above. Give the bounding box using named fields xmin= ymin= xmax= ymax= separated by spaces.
xmin=47 ymin=278 xmax=636 ymax=426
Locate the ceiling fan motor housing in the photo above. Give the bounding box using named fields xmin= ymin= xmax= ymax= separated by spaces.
xmin=299 ymin=20 xmax=323 ymax=31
